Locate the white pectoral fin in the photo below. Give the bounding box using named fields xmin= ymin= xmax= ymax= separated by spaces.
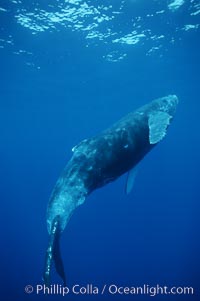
xmin=125 ymin=166 xmax=138 ymax=195
xmin=148 ymin=111 xmax=172 ymax=144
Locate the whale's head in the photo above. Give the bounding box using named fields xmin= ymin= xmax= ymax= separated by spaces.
xmin=46 ymin=192 xmax=74 ymax=235
xmin=44 ymin=174 xmax=87 ymax=287
xmin=47 ymin=172 xmax=87 ymax=234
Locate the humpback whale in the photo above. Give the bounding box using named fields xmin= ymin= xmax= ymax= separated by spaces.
xmin=43 ymin=94 xmax=179 ymax=285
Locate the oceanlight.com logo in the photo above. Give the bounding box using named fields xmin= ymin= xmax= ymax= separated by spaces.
xmin=24 ymin=283 xmax=194 ymax=297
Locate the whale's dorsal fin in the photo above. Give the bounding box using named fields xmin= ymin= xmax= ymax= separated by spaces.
xmin=148 ymin=111 xmax=172 ymax=144
xmin=125 ymin=166 xmax=138 ymax=194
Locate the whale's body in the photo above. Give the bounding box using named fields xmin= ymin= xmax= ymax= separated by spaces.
xmin=44 ymin=95 xmax=178 ymax=285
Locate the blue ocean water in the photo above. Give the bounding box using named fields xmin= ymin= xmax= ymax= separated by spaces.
xmin=0 ymin=0 xmax=200 ymax=300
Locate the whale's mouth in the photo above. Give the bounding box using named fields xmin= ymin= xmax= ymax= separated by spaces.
xmin=43 ymin=215 xmax=66 ymax=286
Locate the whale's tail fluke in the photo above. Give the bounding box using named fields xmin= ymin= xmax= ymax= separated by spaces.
xmin=43 ymin=215 xmax=66 ymax=287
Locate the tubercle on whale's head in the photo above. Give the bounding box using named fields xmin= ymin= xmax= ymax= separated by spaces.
xmin=47 ymin=201 xmax=75 ymax=234
xmin=46 ymin=193 xmax=73 ymax=234
xmin=46 ymin=183 xmax=87 ymax=234
xmin=47 ymin=213 xmax=67 ymax=235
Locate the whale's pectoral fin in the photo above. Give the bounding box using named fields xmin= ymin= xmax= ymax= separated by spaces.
xmin=53 ymin=223 xmax=66 ymax=286
xmin=148 ymin=111 xmax=172 ymax=144
xmin=43 ymin=216 xmax=66 ymax=287
xmin=125 ymin=166 xmax=138 ymax=194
